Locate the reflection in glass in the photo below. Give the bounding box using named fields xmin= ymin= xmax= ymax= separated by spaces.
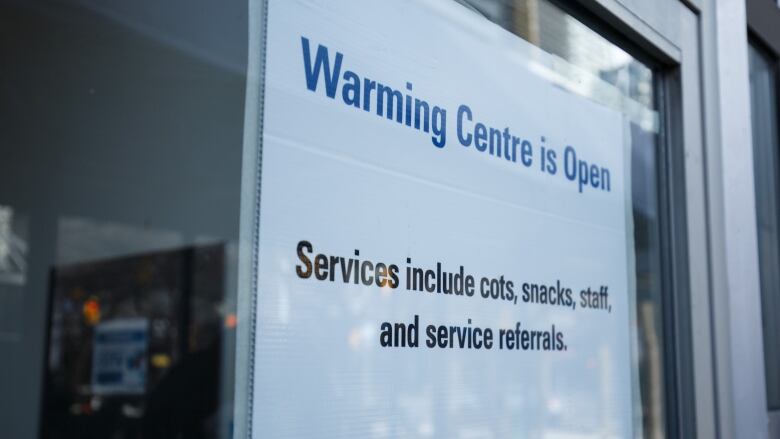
xmin=459 ymin=0 xmax=656 ymax=131
xmin=43 ymin=245 xmax=228 ymax=438
xmin=0 ymin=205 xmax=29 ymax=340
xmin=0 ymin=205 xmax=28 ymax=286
xmin=0 ymin=0 xmax=246 ymax=437
xmin=459 ymin=1 xmax=666 ymax=437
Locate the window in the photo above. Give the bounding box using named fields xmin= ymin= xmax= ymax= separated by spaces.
xmin=0 ymin=0 xmax=676 ymax=437
xmin=246 ymin=1 xmax=671 ymax=438
xmin=0 ymin=1 xmax=247 ymax=437
xmin=454 ymin=2 xmax=668 ymax=436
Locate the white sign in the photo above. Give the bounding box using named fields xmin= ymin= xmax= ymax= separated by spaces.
xmin=251 ymin=0 xmax=635 ymax=437
xmin=91 ymin=318 xmax=148 ymax=395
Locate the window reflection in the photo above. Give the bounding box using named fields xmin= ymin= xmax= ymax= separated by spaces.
xmin=460 ymin=0 xmax=654 ymax=109
xmin=0 ymin=205 xmax=28 ymax=340
xmin=459 ymin=1 xmax=666 ymax=438
xmin=0 ymin=205 xmax=28 ymax=287
xmin=44 ymin=244 xmax=227 ymax=438
xmin=0 ymin=0 xmax=246 ymax=437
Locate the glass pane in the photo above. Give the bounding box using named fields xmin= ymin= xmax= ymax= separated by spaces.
xmin=463 ymin=0 xmax=666 ymax=438
xmin=0 ymin=0 xmax=247 ymax=437
xmin=456 ymin=3 xmax=667 ymax=436
xmin=0 ymin=0 xmax=671 ymax=437
xmin=748 ymin=40 xmax=780 ymax=411
xmin=249 ymin=1 xmax=666 ymax=438
xmin=460 ymin=0 xmax=654 ymax=109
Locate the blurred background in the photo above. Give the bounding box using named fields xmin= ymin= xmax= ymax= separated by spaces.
xmin=0 ymin=0 xmax=247 ymax=437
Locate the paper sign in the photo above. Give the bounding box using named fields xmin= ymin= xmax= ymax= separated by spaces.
xmin=251 ymin=1 xmax=635 ymax=437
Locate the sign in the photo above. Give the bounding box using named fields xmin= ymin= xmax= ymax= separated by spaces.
xmin=251 ymin=0 xmax=636 ymax=437
xmin=91 ymin=318 xmax=148 ymax=395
